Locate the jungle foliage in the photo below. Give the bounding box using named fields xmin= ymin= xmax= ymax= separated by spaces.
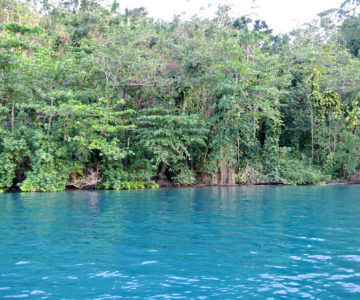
xmin=1 ymin=0 xmax=360 ymax=192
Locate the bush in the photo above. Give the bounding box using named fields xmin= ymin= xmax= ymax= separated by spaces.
xmin=236 ymin=165 xmax=266 ymax=184
xmin=98 ymin=160 xmax=159 ymax=190
xmin=276 ymin=158 xmax=330 ymax=185
xmin=19 ymin=156 xmax=72 ymax=192
xmin=19 ymin=160 xmax=72 ymax=192
xmin=0 ymin=132 xmax=30 ymax=192
xmin=332 ymin=131 xmax=360 ymax=177
xmin=19 ymin=169 xmax=69 ymax=192
xmin=0 ymin=156 xmax=17 ymax=192
xmin=173 ymin=167 xmax=196 ymax=186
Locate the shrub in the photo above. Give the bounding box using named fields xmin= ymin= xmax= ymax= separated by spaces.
xmin=19 ymin=169 xmax=69 ymax=192
xmin=332 ymin=131 xmax=360 ymax=177
xmin=236 ymin=165 xmax=266 ymax=184
xmin=98 ymin=160 xmax=158 ymax=190
xmin=173 ymin=167 xmax=196 ymax=186
xmin=19 ymin=159 xmax=72 ymax=192
xmin=276 ymin=158 xmax=330 ymax=185
xmin=0 ymin=156 xmax=16 ymax=192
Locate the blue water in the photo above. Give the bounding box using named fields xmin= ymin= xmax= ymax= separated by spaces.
xmin=1 ymin=186 xmax=360 ymax=299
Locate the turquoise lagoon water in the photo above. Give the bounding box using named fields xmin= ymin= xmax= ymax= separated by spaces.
xmin=1 ymin=185 xmax=360 ymax=299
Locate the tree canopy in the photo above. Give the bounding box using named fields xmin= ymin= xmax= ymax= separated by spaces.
xmin=1 ymin=0 xmax=360 ymax=192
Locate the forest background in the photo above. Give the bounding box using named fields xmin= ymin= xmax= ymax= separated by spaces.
xmin=2 ymin=0 xmax=360 ymax=192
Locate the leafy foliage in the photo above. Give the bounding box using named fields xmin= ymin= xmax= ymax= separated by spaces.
xmin=98 ymin=160 xmax=158 ymax=190
xmin=1 ymin=0 xmax=360 ymax=192
xmin=276 ymin=158 xmax=330 ymax=185
xmin=173 ymin=167 xmax=197 ymax=186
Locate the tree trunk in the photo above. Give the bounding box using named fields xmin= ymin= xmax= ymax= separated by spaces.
xmin=48 ymin=98 xmax=54 ymax=135
xmin=11 ymin=103 xmax=14 ymax=132
xmin=219 ymin=163 xmax=235 ymax=185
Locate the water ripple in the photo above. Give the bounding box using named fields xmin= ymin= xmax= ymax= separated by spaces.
xmin=1 ymin=186 xmax=360 ymax=298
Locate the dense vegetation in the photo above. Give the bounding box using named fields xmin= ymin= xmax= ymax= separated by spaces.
xmin=2 ymin=0 xmax=360 ymax=192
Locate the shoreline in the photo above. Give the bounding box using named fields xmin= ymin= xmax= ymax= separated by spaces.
xmin=2 ymin=180 xmax=359 ymax=193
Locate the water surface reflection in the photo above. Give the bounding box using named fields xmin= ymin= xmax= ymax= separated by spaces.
xmin=0 ymin=186 xmax=360 ymax=298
